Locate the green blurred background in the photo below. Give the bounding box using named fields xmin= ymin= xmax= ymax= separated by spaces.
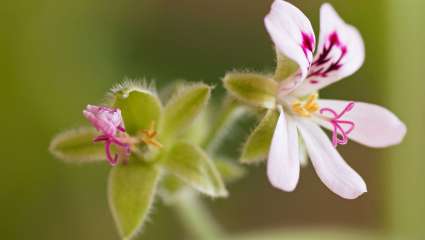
xmin=1 ymin=0 xmax=424 ymax=239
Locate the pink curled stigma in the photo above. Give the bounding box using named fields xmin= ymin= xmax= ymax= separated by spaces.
xmin=320 ymin=102 xmax=356 ymax=147
xmin=94 ymin=128 xmax=130 ymax=166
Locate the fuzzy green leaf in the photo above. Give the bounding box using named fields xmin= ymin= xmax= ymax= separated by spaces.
xmin=49 ymin=127 xmax=105 ymax=163
xmin=163 ymin=141 xmax=227 ymax=197
xmin=241 ymin=109 xmax=279 ymax=164
xmin=274 ymin=49 xmax=299 ymax=81
xmin=223 ymin=72 xmax=277 ymax=109
xmin=215 ymin=159 xmax=246 ymax=183
xmin=112 ymin=83 xmax=162 ymax=135
xmin=159 ymin=84 xmax=211 ymax=141
xmin=108 ymin=161 xmax=159 ymax=240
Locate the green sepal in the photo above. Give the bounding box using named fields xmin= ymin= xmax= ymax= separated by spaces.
xmin=215 ymin=159 xmax=246 ymax=183
xmin=108 ymin=161 xmax=160 ymax=240
xmin=49 ymin=127 xmax=105 ymax=163
xmin=111 ymin=81 xmax=162 ymax=135
xmin=223 ymin=72 xmax=277 ymax=109
xmin=159 ymin=83 xmax=211 ymax=142
xmin=274 ymin=49 xmax=299 ymax=81
xmin=163 ymin=141 xmax=227 ymax=198
xmin=241 ymin=109 xmax=279 ymax=164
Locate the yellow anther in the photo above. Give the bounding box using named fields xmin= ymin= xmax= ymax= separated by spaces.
xmin=140 ymin=121 xmax=162 ymax=148
xmin=291 ymin=93 xmax=320 ymax=117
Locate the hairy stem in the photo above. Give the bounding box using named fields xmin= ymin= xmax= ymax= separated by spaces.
xmin=174 ymin=192 xmax=225 ymax=240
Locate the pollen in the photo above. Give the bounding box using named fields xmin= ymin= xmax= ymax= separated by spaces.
xmin=292 ymin=93 xmax=320 ymax=117
xmin=140 ymin=121 xmax=163 ymax=148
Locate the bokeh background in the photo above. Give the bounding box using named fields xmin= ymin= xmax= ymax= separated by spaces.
xmin=1 ymin=0 xmax=424 ymax=239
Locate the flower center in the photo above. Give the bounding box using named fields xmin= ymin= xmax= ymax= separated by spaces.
xmin=291 ymin=93 xmax=320 ymax=117
xmin=320 ymin=102 xmax=355 ymax=147
xmin=140 ymin=121 xmax=162 ymax=148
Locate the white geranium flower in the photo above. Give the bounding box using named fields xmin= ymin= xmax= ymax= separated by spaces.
xmin=264 ymin=0 xmax=406 ymax=199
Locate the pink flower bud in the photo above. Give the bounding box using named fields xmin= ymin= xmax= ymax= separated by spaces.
xmin=83 ymin=105 xmax=125 ymax=136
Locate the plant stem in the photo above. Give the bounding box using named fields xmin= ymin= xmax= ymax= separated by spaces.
xmin=174 ymin=192 xmax=225 ymax=240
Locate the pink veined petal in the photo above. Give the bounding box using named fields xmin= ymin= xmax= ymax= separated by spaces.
xmin=296 ymin=118 xmax=367 ymax=199
xmin=315 ymin=100 xmax=407 ymax=148
xmin=265 ymin=0 xmax=315 ymax=80
xmin=294 ymin=3 xmax=365 ymax=96
xmin=267 ymin=108 xmax=300 ymax=192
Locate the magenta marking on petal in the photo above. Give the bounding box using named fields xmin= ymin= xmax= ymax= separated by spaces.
xmin=302 ymin=32 xmax=314 ymax=52
xmin=329 ymin=31 xmax=341 ymax=45
xmin=309 ymin=80 xmax=319 ymax=84
xmin=307 ymin=31 xmax=348 ymax=81
xmin=320 ymin=101 xmax=356 ymax=147
xmin=301 ymin=32 xmax=315 ymax=63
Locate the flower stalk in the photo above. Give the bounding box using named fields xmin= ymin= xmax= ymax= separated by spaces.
xmin=174 ymin=192 xmax=225 ymax=240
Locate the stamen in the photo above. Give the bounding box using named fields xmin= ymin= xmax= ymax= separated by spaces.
xmin=141 ymin=121 xmax=163 ymax=148
xmin=292 ymin=93 xmax=320 ymax=117
xmin=320 ymin=102 xmax=356 ymax=147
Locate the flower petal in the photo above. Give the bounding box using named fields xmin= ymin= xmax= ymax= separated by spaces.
xmin=294 ymin=3 xmax=365 ymax=96
xmin=316 ymin=100 xmax=406 ymax=148
xmin=265 ymin=0 xmax=315 ymax=79
xmin=296 ymin=118 xmax=367 ymax=199
xmin=267 ymin=108 xmax=300 ymax=192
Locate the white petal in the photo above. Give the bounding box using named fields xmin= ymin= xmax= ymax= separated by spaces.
xmin=315 ymin=100 xmax=406 ymax=148
xmin=267 ymin=109 xmax=300 ymax=192
xmin=264 ymin=0 xmax=315 ymax=79
xmin=294 ymin=3 xmax=365 ymax=96
xmin=296 ymin=118 xmax=367 ymax=199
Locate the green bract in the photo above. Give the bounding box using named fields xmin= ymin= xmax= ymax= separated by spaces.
xmin=108 ymin=161 xmax=159 ymax=240
xmin=223 ymin=72 xmax=277 ymax=109
xmin=163 ymin=141 xmax=228 ymax=197
xmin=49 ymin=127 xmax=106 ymax=163
xmin=241 ymin=110 xmax=279 ymax=164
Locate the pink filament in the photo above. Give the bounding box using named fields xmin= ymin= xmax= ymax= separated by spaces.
xmin=94 ymin=134 xmax=129 ymax=165
xmin=320 ymin=102 xmax=356 ymax=147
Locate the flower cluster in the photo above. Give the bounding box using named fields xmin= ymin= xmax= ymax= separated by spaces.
xmin=49 ymin=1 xmax=408 ymax=238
